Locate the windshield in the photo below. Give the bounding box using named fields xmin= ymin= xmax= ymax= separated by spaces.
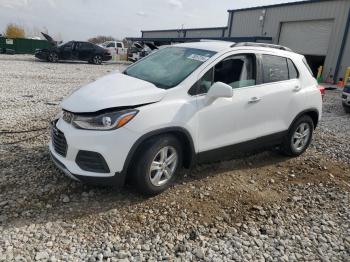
xmin=124 ymin=47 xmax=216 ymax=89
xmin=58 ymin=41 xmax=71 ymax=47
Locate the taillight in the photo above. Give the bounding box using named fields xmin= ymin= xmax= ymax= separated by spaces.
xmin=318 ymin=85 xmax=325 ymax=100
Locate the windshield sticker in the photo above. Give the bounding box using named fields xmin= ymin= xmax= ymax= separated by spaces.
xmin=187 ymin=54 xmax=210 ymax=62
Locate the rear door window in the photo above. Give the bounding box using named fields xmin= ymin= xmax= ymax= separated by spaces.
xmin=262 ymin=55 xmax=289 ymax=83
xmin=80 ymin=42 xmax=93 ymax=50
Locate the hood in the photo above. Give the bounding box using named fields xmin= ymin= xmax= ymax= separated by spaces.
xmin=61 ymin=72 xmax=166 ymax=113
xmin=41 ymin=32 xmax=56 ymax=46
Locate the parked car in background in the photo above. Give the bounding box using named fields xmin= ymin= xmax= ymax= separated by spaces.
xmin=35 ymin=33 xmax=111 ymax=64
xmin=50 ymin=41 xmax=322 ymax=195
xmin=342 ymin=83 xmax=350 ymax=113
xmin=100 ymin=41 xmax=127 ymax=57
xmin=128 ymin=41 xmax=158 ymax=62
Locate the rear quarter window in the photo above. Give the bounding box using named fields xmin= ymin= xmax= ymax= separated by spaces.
xmin=287 ymin=59 xmax=299 ymax=79
xmin=303 ymin=57 xmax=314 ymax=77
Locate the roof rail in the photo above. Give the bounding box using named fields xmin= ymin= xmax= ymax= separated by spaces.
xmin=231 ymin=42 xmax=292 ymax=51
xmin=200 ymin=39 xmax=235 ymax=43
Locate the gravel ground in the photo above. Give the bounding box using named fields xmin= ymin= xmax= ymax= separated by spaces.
xmin=0 ymin=54 xmax=349 ymax=261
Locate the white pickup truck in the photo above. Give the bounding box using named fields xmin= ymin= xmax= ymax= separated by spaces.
xmin=101 ymin=41 xmax=128 ymax=60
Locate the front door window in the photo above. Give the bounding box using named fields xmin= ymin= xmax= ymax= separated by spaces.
xmin=191 ymin=54 xmax=257 ymax=95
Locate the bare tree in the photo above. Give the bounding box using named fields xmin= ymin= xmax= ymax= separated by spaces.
xmin=88 ymin=35 xmax=115 ymax=44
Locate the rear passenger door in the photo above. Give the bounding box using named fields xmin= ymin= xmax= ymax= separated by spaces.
xmin=78 ymin=42 xmax=94 ymax=61
xmin=256 ymin=54 xmax=302 ymax=135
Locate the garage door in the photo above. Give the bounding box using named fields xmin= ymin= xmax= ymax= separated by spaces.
xmin=278 ymin=20 xmax=333 ymax=55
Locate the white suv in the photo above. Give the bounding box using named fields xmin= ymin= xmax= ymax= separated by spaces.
xmin=50 ymin=41 xmax=322 ymax=195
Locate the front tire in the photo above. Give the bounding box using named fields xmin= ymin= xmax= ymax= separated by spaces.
xmin=280 ymin=115 xmax=314 ymax=157
xmin=132 ymin=135 xmax=182 ymax=195
xmin=47 ymin=52 xmax=58 ymax=63
xmin=92 ymin=55 xmax=102 ymax=65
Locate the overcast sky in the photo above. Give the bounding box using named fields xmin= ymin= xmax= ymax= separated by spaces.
xmin=0 ymin=0 xmax=303 ymax=41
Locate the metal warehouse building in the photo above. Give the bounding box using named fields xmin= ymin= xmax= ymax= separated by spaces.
xmin=129 ymin=0 xmax=350 ymax=82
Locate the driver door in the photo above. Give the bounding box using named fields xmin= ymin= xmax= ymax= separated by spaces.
xmin=71 ymin=42 xmax=80 ymax=60
xmin=61 ymin=41 xmax=74 ymax=60
xmin=194 ymin=53 xmax=269 ymax=159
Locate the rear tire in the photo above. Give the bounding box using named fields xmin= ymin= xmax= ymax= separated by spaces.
xmin=48 ymin=52 xmax=58 ymax=63
xmin=131 ymin=135 xmax=182 ymax=196
xmin=92 ymin=55 xmax=102 ymax=65
xmin=280 ymin=115 xmax=314 ymax=157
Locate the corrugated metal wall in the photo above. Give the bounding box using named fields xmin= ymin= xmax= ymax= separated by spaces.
xmin=185 ymin=28 xmax=225 ymax=38
xmin=0 ymin=37 xmax=50 ymax=54
xmin=142 ymin=28 xmax=226 ymax=39
xmin=229 ymin=0 xmax=350 ymax=79
xmin=142 ymin=30 xmax=183 ymax=38
xmin=229 ymin=9 xmax=263 ymax=37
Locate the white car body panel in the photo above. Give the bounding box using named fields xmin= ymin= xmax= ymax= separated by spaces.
xmin=49 ymin=41 xmax=322 ymax=183
xmin=61 ymin=72 xmax=166 ymax=113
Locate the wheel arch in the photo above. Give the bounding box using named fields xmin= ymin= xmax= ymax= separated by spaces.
xmin=123 ymin=127 xmax=196 ymax=177
xmin=289 ymin=108 xmax=319 ymax=131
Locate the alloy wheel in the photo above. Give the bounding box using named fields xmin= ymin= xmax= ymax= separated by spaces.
xmin=49 ymin=53 xmax=58 ymax=62
xmin=93 ymin=56 xmax=102 ymax=64
xmin=291 ymin=122 xmax=311 ymax=152
xmin=148 ymin=146 xmax=178 ymax=187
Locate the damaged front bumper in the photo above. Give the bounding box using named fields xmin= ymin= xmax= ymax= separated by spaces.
xmin=50 ymin=151 xmax=126 ymax=186
xmin=48 ymin=118 xmax=139 ymax=187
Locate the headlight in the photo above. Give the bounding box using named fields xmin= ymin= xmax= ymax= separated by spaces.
xmin=66 ymin=109 xmax=138 ymax=131
xmin=55 ymin=110 xmax=63 ymax=120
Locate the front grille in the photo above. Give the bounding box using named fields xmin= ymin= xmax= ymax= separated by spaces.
xmin=76 ymin=151 xmax=110 ymax=173
xmin=51 ymin=125 xmax=68 ymax=157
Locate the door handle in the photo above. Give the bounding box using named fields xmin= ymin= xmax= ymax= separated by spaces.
xmin=248 ymin=97 xmax=261 ymax=103
xmin=293 ymin=86 xmax=302 ymax=92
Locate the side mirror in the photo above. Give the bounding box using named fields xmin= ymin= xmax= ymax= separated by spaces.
xmin=207 ymin=82 xmax=233 ymax=99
